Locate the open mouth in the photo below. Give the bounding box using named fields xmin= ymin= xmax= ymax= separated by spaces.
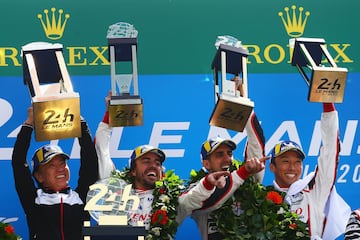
xmin=285 ymin=173 xmax=296 ymax=179
xmin=222 ymin=166 xmax=230 ymax=171
xmin=146 ymin=171 xmax=157 ymax=179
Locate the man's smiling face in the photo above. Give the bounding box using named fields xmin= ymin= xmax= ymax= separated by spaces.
xmin=131 ymin=152 xmax=163 ymax=190
xmin=270 ymin=151 xmax=303 ymax=188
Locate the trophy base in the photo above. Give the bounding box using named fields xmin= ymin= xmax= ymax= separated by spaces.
xmin=109 ymin=96 xmax=143 ymax=127
xmin=33 ymin=94 xmax=81 ymax=142
xmin=83 ymin=221 xmax=146 ymax=240
xmin=309 ymin=66 xmax=347 ymax=103
xmin=209 ymin=94 xmax=254 ymax=132
xmin=98 ymin=215 xmax=127 ymax=225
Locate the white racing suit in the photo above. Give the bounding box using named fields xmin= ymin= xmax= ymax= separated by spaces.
xmin=95 ymin=117 xmax=154 ymax=230
xmin=273 ymin=108 xmax=351 ymax=239
xmin=127 ymin=189 xmax=154 ymax=229
xmin=176 ymin=111 xmax=266 ymax=240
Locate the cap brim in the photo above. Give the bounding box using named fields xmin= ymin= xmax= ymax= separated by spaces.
xmin=135 ymin=148 xmax=166 ymax=163
xmin=275 ymin=148 xmax=305 ymax=159
xmin=41 ymin=153 xmax=70 ymax=166
xmin=207 ymin=139 xmax=237 ymax=156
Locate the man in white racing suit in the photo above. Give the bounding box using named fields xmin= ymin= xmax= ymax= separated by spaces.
xmin=94 ymin=93 xmax=180 ymax=235
xmin=269 ymin=103 xmax=351 ymax=239
xmin=176 ymin=110 xmax=268 ymax=240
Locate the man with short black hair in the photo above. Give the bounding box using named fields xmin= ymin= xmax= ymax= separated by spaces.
xmin=269 ymin=103 xmax=351 ymax=240
xmin=176 ymin=110 xmax=268 ymax=240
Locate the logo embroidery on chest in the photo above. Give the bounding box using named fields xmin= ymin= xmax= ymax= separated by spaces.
xmin=290 ymin=192 xmax=304 ymax=204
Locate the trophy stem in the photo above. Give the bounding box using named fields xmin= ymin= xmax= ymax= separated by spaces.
xmin=132 ymin=45 xmax=139 ymax=96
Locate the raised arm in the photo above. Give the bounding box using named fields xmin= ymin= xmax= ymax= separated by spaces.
xmin=95 ymin=92 xmax=116 ymax=179
xmin=11 ymin=106 xmax=37 ymax=214
xmin=244 ymin=111 xmax=266 ymax=183
xmin=176 ymin=157 xmax=267 ymax=224
xmin=76 ymin=118 xmax=99 ymax=202
xmin=314 ymin=103 xmax=339 ymax=197
xmin=310 ymin=103 xmax=341 ymax=237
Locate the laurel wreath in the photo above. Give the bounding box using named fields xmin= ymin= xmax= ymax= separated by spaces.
xmin=187 ymin=160 xmax=310 ymax=240
xmin=112 ymin=167 xmax=184 ymax=240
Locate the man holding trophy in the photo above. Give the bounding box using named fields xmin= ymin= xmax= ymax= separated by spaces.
xmin=176 ymin=121 xmax=267 ymax=240
xmin=12 ymin=41 xmax=99 ymax=240
xmin=11 ymin=106 xmax=99 ymax=240
xmin=93 ymin=91 xmax=183 ymax=239
xmin=83 ymin=23 xmax=182 ymax=239
xmin=268 ymin=37 xmax=352 ymax=239
xmin=176 ymin=36 xmax=268 ymax=239
xmin=269 ymin=102 xmax=350 ymax=239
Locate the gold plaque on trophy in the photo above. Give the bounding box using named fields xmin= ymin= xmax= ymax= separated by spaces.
xmin=109 ymin=102 xmax=143 ymax=127
xmin=33 ymin=97 xmax=81 ymax=141
xmin=210 ymin=94 xmax=254 ymax=132
xmin=309 ymin=66 xmax=347 ymax=102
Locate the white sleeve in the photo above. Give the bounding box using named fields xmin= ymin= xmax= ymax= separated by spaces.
xmin=95 ymin=121 xmax=115 ymax=179
xmin=176 ymin=179 xmax=215 ymax=224
xmin=311 ymin=110 xmax=340 ymax=237
xmin=315 ymin=111 xmax=339 ymax=198
xmin=244 ymin=111 xmax=266 ymax=183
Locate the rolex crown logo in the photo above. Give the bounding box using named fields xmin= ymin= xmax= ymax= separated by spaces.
xmin=278 ymin=5 xmax=310 ymax=37
xmin=38 ymin=8 xmax=70 ymax=40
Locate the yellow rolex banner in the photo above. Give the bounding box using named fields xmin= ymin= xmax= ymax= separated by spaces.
xmin=0 ymin=1 xmax=357 ymax=76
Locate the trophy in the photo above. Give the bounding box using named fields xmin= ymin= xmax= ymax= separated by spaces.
xmin=22 ymin=42 xmax=81 ymax=142
xmin=291 ymin=37 xmax=348 ymax=102
xmin=107 ymin=22 xmax=143 ymax=127
xmin=209 ymin=36 xmax=254 ymax=132
xmin=83 ymin=178 xmax=146 ymax=240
